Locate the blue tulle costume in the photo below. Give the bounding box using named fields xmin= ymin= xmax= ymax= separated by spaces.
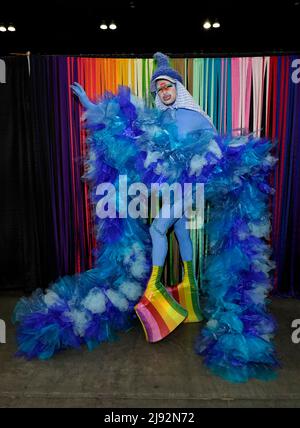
xmin=13 ymin=61 xmax=279 ymax=383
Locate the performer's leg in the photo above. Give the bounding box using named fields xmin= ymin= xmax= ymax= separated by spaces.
xmin=167 ymin=215 xmax=204 ymax=323
xmin=134 ymin=206 xmax=188 ymax=342
xmin=173 ymin=215 xmax=193 ymax=262
xmin=149 ymin=217 xmax=170 ymax=266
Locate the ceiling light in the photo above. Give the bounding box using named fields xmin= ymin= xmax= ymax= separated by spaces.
xmin=7 ymin=24 xmax=16 ymax=32
xmin=0 ymin=25 xmax=7 ymax=32
xmin=100 ymin=22 xmax=108 ymax=30
xmin=203 ymin=21 xmax=211 ymax=30
xmin=109 ymin=22 xmax=117 ymax=30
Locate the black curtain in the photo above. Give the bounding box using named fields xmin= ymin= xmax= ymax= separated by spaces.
xmin=0 ymin=56 xmax=57 ymax=292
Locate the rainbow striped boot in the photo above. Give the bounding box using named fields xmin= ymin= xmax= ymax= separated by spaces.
xmin=134 ymin=266 xmax=188 ymax=343
xmin=167 ymin=261 xmax=204 ymax=323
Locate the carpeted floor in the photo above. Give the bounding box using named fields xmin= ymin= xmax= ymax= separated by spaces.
xmin=0 ymin=293 xmax=300 ymax=408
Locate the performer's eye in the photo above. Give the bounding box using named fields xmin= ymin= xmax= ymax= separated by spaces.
xmin=157 ymin=84 xmax=173 ymax=93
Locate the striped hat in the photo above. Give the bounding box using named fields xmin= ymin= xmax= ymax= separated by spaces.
xmin=150 ymin=52 xmax=183 ymax=93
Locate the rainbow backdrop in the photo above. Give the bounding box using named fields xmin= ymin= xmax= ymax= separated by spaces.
xmin=29 ymin=55 xmax=300 ymax=296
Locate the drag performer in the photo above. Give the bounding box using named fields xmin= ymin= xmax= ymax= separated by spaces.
xmin=71 ymin=54 xmax=219 ymax=341
xmin=133 ymin=57 xmax=218 ymax=339
xmin=13 ymin=53 xmax=278 ymax=383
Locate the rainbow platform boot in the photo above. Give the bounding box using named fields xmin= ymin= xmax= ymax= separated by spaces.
xmin=134 ymin=266 xmax=188 ymax=342
xmin=167 ymin=261 xmax=204 ymax=323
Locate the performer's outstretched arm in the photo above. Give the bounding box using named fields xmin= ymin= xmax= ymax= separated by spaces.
xmin=70 ymin=82 xmax=97 ymax=110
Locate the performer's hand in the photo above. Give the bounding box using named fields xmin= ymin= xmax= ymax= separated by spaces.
xmin=70 ymin=82 xmax=96 ymax=109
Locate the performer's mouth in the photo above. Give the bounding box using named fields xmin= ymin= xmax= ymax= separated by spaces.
xmin=163 ymin=95 xmax=171 ymax=102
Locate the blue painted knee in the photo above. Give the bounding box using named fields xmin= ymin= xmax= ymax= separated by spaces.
xmin=150 ymin=219 xmax=169 ymax=237
xmin=150 ymin=220 xmax=169 ymax=266
xmin=174 ymin=216 xmax=191 ymax=240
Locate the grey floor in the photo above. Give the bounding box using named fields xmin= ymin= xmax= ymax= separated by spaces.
xmin=0 ymin=292 xmax=300 ymax=408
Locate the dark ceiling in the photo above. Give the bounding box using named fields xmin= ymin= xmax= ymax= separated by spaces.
xmin=1 ymin=0 xmax=300 ymax=56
